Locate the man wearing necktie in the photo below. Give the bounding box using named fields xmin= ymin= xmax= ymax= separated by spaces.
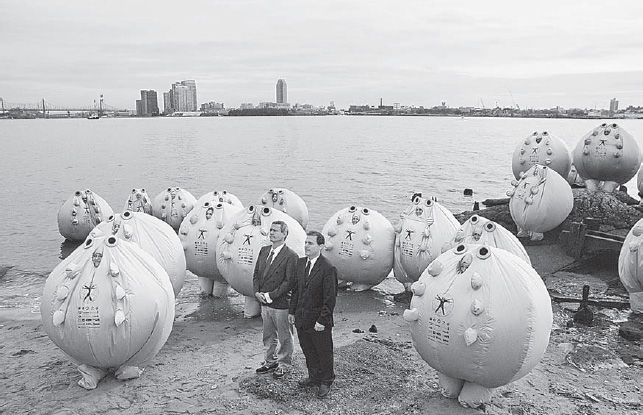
xmin=289 ymin=230 xmax=338 ymax=398
xmin=252 ymin=221 xmax=298 ymax=378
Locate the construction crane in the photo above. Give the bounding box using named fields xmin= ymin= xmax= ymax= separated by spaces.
xmin=506 ymin=87 xmax=520 ymax=110
xmin=480 ymin=98 xmax=485 ymax=109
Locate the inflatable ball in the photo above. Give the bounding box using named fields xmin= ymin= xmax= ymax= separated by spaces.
xmin=152 ymin=187 xmax=197 ymax=231
xmin=618 ymin=219 xmax=643 ymax=313
xmin=508 ymin=164 xmax=573 ymax=241
xmin=403 ymin=244 xmax=552 ymax=408
xmin=41 ymin=235 xmax=175 ymax=389
xmin=442 ymin=214 xmax=530 ymax=265
xmin=196 ymin=190 xmax=243 ymax=209
xmin=322 ymin=205 xmax=395 ymax=291
xmin=257 ymin=188 xmax=309 ymax=229
xmin=393 ymin=194 xmax=459 ymax=285
xmin=58 ymin=189 xmax=114 ymax=242
xmin=179 ymin=200 xmax=243 ymax=296
xmin=123 ymin=188 xmax=153 ymax=214
xmin=93 ymin=211 xmax=186 ymax=296
xmin=512 ymin=131 xmax=572 ymax=180
xmin=572 ymin=122 xmax=641 ymax=192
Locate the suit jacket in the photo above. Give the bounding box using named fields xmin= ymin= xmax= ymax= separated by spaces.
xmin=252 ymin=244 xmax=298 ymax=309
xmin=289 ymin=254 xmax=338 ymax=331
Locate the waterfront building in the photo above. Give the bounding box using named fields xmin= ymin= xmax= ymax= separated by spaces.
xmin=610 ymin=98 xmax=619 ymax=115
xmin=276 ymin=79 xmax=287 ymax=104
xmin=136 ymin=90 xmax=159 ymax=116
xmin=164 ymin=80 xmax=198 ymax=114
xmin=200 ymin=101 xmax=225 ymax=114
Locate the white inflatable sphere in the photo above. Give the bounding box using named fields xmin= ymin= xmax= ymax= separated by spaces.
xmin=58 ymin=189 xmax=114 ymax=242
xmin=637 ymin=167 xmax=643 ymax=197
xmin=403 ymin=243 xmax=552 ymax=408
xmin=257 ymin=188 xmax=309 ymax=229
xmin=123 ymin=188 xmax=153 ymax=214
xmin=572 ymin=122 xmax=641 ymax=192
xmin=216 ymin=205 xmax=305 ymax=298
xmin=618 ymin=219 xmax=643 ymax=313
xmin=322 ymin=205 xmax=395 ymax=291
xmin=508 ymin=165 xmax=573 ymax=238
xmin=41 ymin=235 xmax=175 ymax=371
xmin=92 ymin=211 xmax=186 ymax=296
xmin=442 ymin=214 xmax=531 ymax=265
xmin=152 ymin=187 xmax=197 ymax=231
xmin=196 ymin=190 xmax=244 ymax=209
xmin=179 ymin=200 xmax=243 ymax=295
xmin=512 ymin=131 xmax=572 ymax=180
xmin=393 ymin=195 xmax=459 ymax=285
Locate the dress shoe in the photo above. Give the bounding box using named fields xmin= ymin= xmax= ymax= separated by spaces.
xmin=297 ymin=377 xmax=318 ymax=387
xmin=272 ymin=366 xmax=286 ymax=379
xmin=255 ymin=362 xmax=278 ymax=374
xmin=317 ymin=383 xmax=332 ymax=398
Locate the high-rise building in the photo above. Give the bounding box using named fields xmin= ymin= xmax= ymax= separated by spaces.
xmin=276 ymin=79 xmax=287 ymax=104
xmin=136 ymin=90 xmax=159 ymax=116
xmin=610 ymin=98 xmax=619 ymax=114
xmin=164 ymin=80 xmax=198 ymax=113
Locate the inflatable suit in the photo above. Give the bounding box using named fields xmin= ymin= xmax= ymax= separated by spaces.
xmin=179 ymin=200 xmax=243 ymax=297
xmin=508 ymin=165 xmax=573 ymax=241
xmin=93 ymin=211 xmax=186 ymax=296
xmin=393 ymin=194 xmax=459 ymax=285
xmin=216 ymin=205 xmax=305 ymax=317
xmin=322 ymin=206 xmax=395 ymax=291
xmin=196 ymin=190 xmax=244 ymax=209
xmin=572 ymin=123 xmax=641 ymax=192
xmin=512 ymin=131 xmax=572 ymax=180
xmin=442 ymin=214 xmax=530 ymax=265
xmin=41 ymin=235 xmax=175 ymax=390
xmin=403 ymin=244 xmax=552 ymax=408
xmin=123 ymin=188 xmax=153 ymax=214
xmin=152 ymin=187 xmax=197 ymax=231
xmin=258 ymin=188 xmax=309 ymax=229
xmin=58 ymin=189 xmax=114 ymax=242
xmin=618 ymin=219 xmax=643 ymax=313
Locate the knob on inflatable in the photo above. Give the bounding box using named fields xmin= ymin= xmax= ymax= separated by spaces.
xmin=40 ymin=235 xmax=175 ymax=389
xmin=58 ymin=189 xmax=114 ymax=242
xmin=152 ymin=187 xmax=197 ymax=231
xmin=179 ymin=200 xmax=243 ymax=296
xmin=393 ymin=194 xmax=459 ymax=285
xmin=508 ymin=165 xmax=573 ymax=241
xmin=572 ymin=123 xmax=641 ymax=192
xmin=123 ymin=188 xmax=153 ymax=214
xmin=216 ymin=205 xmax=305 ymax=317
xmin=405 ymin=244 xmax=552 ymax=408
xmin=322 ymin=205 xmax=395 ymax=291
xmin=257 ymin=188 xmax=309 ymax=230
xmin=618 ymin=220 xmax=643 ymax=313
xmin=93 ymin=211 xmax=186 ymax=296
xmin=511 ymin=131 xmax=571 ymax=180
xmin=442 ymin=214 xmax=530 ymax=265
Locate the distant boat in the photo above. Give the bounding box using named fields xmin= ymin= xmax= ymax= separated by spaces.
xmin=87 ymin=113 xmax=100 ymax=120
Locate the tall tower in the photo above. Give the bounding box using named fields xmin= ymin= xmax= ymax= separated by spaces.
xmin=170 ymin=80 xmax=198 ymax=112
xmin=609 ymin=98 xmax=619 ymax=115
xmin=276 ymin=79 xmax=287 ymax=104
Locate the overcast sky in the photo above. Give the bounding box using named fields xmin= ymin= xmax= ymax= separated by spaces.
xmin=2 ymin=0 xmax=643 ymax=111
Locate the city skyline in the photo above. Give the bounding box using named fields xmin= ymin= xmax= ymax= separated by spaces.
xmin=2 ymin=1 xmax=643 ymax=110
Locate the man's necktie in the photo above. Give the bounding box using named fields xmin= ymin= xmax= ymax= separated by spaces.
xmin=266 ymin=250 xmax=274 ymax=265
xmin=304 ymin=260 xmax=311 ymax=278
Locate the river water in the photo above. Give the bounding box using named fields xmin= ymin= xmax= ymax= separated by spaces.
xmin=1 ymin=116 xmax=642 ymax=316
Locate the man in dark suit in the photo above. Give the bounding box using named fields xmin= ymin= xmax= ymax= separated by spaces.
xmin=253 ymin=220 xmax=298 ymax=379
xmin=288 ymin=230 xmax=338 ymax=398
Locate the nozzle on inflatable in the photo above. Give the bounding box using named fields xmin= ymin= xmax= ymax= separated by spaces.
xmin=410 ymin=281 xmax=426 ymax=296
xmin=403 ymin=308 xmax=419 ymax=322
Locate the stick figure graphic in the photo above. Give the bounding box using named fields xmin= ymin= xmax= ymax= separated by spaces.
xmin=83 ymin=283 xmax=97 ymax=302
xmin=345 ymin=230 xmax=355 ymax=240
xmin=243 ymin=234 xmax=253 ymax=245
xmin=434 ymin=295 xmax=452 ymax=315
